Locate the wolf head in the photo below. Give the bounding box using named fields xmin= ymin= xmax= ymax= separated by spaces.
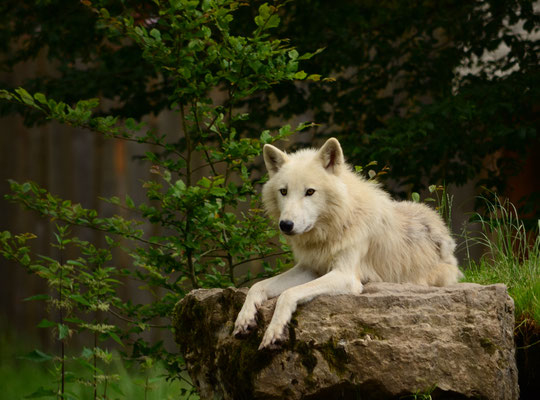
xmin=262 ymin=138 xmax=346 ymax=236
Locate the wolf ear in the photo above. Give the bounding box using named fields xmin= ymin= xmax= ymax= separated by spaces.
xmin=318 ymin=137 xmax=344 ymax=173
xmin=263 ymin=144 xmax=288 ymax=176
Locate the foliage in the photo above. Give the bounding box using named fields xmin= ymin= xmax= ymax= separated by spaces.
xmin=247 ymin=0 xmax=539 ymax=198
xmin=0 ymin=329 xmax=193 ymax=400
xmin=0 ymin=0 xmax=318 ymax=398
xmin=2 ymin=1 xmax=538 ymax=201
xmin=0 ymin=225 xmax=126 ymax=398
xmin=0 ymin=0 xmax=163 ymax=123
xmin=463 ymin=195 xmax=540 ymax=331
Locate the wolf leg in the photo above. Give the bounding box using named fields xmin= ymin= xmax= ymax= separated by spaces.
xmin=233 ymin=264 xmax=317 ymax=336
xmin=259 ymin=269 xmax=364 ymax=349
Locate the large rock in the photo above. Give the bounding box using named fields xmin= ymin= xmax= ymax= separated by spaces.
xmin=173 ymin=283 xmax=518 ymax=400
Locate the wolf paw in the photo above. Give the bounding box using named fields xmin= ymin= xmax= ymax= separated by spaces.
xmin=233 ymin=312 xmax=258 ymax=337
xmin=258 ymin=323 xmax=287 ymax=350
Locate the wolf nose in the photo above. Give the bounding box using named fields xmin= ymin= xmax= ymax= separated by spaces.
xmin=279 ymin=220 xmax=294 ymax=234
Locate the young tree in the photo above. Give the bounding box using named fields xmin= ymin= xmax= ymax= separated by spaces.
xmin=1 ymin=1 xmax=320 ymax=397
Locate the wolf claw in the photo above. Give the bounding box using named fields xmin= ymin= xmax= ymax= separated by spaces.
xmin=233 ymin=309 xmax=258 ymax=337
xmin=258 ymin=323 xmax=287 ymax=350
xmin=233 ymin=319 xmax=257 ymax=337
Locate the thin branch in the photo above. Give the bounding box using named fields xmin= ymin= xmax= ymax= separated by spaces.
xmin=231 ymin=251 xmax=291 ymax=269
xmin=192 ymin=100 xmax=219 ymax=176
xmin=108 ymin=308 xmax=169 ymax=329
xmin=191 ymin=159 xmax=228 ymax=174
xmin=16 ymin=196 xmax=175 ymax=250
xmin=8 ymin=97 xmax=187 ymax=160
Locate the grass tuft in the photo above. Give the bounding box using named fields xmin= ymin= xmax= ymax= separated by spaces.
xmin=463 ymin=195 xmax=540 ymax=328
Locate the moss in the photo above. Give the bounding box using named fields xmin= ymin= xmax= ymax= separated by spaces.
xmin=216 ymin=332 xmax=275 ymax=399
xmin=317 ymin=338 xmax=350 ymax=376
xmin=295 ymin=341 xmax=318 ymax=373
xmin=479 ymin=338 xmax=499 ymax=355
xmin=173 ymin=290 xmax=278 ymax=398
xmin=212 ymin=291 xmax=278 ymax=398
xmin=356 ymin=322 xmax=384 ymax=340
xmin=173 ymin=297 xmax=207 ymax=351
xmin=303 ymin=373 xmax=318 ymax=391
xmin=282 ymin=317 xmax=319 ymax=375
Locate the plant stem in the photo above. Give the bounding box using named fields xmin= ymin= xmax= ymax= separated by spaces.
xmin=186 ymin=248 xmax=198 ymax=289
xmin=180 ymin=104 xmax=192 ymax=186
xmin=144 ymin=375 xmax=149 ymax=400
xmin=93 ymin=331 xmax=97 ymax=400
xmin=109 ymin=308 xmax=169 ymax=329
xmin=180 ymin=104 xmax=198 ymax=288
xmin=58 ymin=247 xmax=65 ymax=399
xmin=227 ymin=252 xmax=236 ymax=287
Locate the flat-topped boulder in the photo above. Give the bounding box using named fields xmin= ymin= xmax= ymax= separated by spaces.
xmin=173 ymin=283 xmax=518 ymax=399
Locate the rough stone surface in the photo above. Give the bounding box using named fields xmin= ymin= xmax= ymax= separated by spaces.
xmin=173 ymin=283 xmax=518 ymax=400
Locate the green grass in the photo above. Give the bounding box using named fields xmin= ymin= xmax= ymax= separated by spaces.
xmin=0 ymin=329 xmax=198 ymax=400
xmin=462 ymin=195 xmax=540 ymax=328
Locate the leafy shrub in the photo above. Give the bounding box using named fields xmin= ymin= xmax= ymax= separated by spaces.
xmin=0 ymin=1 xmax=320 ymax=398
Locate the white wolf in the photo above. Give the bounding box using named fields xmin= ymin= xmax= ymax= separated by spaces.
xmin=234 ymin=138 xmax=462 ymax=349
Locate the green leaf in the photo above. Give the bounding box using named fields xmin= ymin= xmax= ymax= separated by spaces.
xmin=23 ymin=386 xmax=57 ymax=398
xmin=77 ymin=358 xmax=98 ymax=372
xmin=108 ymin=331 xmax=124 ymax=347
xmin=58 ymin=323 xmax=69 ymax=340
xmin=81 ymin=347 xmax=94 ymax=359
xmin=64 ymin=316 xmax=84 ymax=324
xmin=14 ymin=87 xmax=35 ymax=106
xmin=100 ymin=8 xmax=110 ymax=19
xmin=254 ymin=3 xmax=270 ymax=27
xmin=260 ymin=130 xmax=272 ymax=144
xmin=150 ymin=28 xmax=161 ymax=40
xmin=266 ymin=14 xmax=280 ymax=29
xmin=66 ymin=259 xmax=85 ymax=268
xmin=288 ymin=50 xmax=299 ymax=60
xmin=109 ymin=382 xmax=125 ymax=396
xmin=0 ymin=89 xmax=14 ymax=100
xmin=34 ymin=93 xmax=48 ymax=105
xmin=37 ymin=319 xmax=56 ymax=328
xmin=278 ymin=124 xmax=292 ymax=138
xmin=411 ymin=192 xmax=420 ymax=203
xmin=23 ymin=294 xmax=50 ymax=302
xmin=199 ymin=176 xmax=212 ymax=188
xmin=18 ymin=349 xmax=53 ymax=363
xmin=125 ymin=194 xmax=135 ymax=208
xmin=294 ymin=71 xmax=307 ymax=80
xmin=70 ymin=294 xmax=91 ymax=307
xmin=21 ymin=182 xmax=32 ymax=193
xmin=298 ymin=47 xmax=326 ymax=60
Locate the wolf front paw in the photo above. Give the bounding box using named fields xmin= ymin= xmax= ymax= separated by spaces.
xmin=233 ymin=310 xmax=258 ymax=337
xmin=258 ymin=323 xmax=287 ymax=350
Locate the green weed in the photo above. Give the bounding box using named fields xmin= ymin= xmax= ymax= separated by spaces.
xmin=463 ymin=195 xmax=540 ymax=328
xmin=0 ymin=329 xmax=196 ymax=400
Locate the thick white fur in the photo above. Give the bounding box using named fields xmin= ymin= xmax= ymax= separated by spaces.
xmin=233 ymin=138 xmax=462 ymax=349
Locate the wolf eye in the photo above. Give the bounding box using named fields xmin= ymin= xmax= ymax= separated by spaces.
xmin=305 ymin=188 xmax=315 ymax=196
xmin=279 ymin=188 xmax=288 ymax=196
